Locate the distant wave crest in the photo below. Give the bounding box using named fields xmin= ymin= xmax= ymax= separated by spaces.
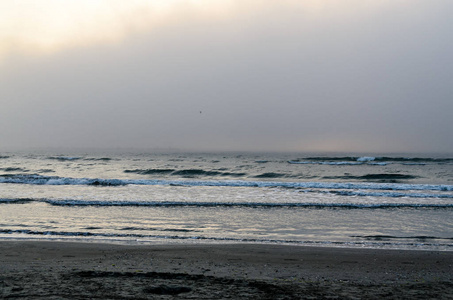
xmin=288 ymin=156 xmax=453 ymax=165
xmin=47 ymin=156 xmax=82 ymax=161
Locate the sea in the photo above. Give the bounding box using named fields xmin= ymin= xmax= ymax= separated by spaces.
xmin=0 ymin=150 xmax=452 ymax=251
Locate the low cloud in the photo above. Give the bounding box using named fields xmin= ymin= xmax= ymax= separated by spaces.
xmin=1 ymin=0 xmax=452 ymax=153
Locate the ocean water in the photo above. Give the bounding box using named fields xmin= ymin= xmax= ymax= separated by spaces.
xmin=0 ymin=151 xmax=452 ymax=250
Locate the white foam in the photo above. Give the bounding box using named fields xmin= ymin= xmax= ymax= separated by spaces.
xmin=357 ymin=156 xmax=376 ymax=162
xmin=2 ymin=174 xmax=453 ymax=192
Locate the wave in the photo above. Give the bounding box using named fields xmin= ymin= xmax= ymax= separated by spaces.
xmin=378 ymin=157 xmax=453 ymax=163
xmin=322 ymin=173 xmax=419 ymax=183
xmin=38 ymin=169 xmax=55 ymax=173
xmin=254 ymin=172 xmax=287 ymax=178
xmin=43 ymin=202 xmax=453 ymax=209
xmin=171 ymin=169 xmax=222 ymax=177
xmin=125 ymin=169 xmax=247 ymax=177
xmin=356 ymin=157 xmax=376 ymax=162
xmin=219 ymin=172 xmax=247 ymax=177
xmin=0 ymin=174 xmax=126 ymax=186
xmin=2 ymin=198 xmax=452 ymax=208
xmin=0 ymin=229 xmax=147 ymax=238
xmin=119 ymin=227 xmax=197 ymax=233
xmin=351 ymin=235 xmax=453 ymax=241
xmin=301 ymin=156 xmax=369 ymax=162
xmin=47 ymin=156 xmax=114 ymax=162
xmin=47 ymin=156 xmax=82 ymax=161
xmin=324 ymin=190 xmax=453 ymax=199
xmin=1 ymin=174 xmax=452 ymax=192
xmin=84 ymin=157 xmax=113 ymax=161
xmin=0 ymin=198 xmax=34 ymax=204
xmin=289 ymin=156 xmax=453 ymax=165
xmin=1 ymin=229 xmax=452 ymax=249
xmin=0 ymin=167 xmax=29 ymax=172
xmin=125 ymin=169 xmax=175 ymax=175
xmin=288 ymin=161 xmax=362 ymax=165
xmin=0 ymin=156 xmax=10 ymax=159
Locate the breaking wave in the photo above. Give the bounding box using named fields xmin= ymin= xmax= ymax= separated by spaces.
xmin=1 ymin=229 xmax=452 ymax=249
xmin=288 ymin=156 xmax=453 ymax=165
xmin=0 ymin=174 xmax=126 ymax=186
xmin=1 ymin=198 xmax=453 ymax=208
xmin=1 ymin=174 xmax=452 ymax=193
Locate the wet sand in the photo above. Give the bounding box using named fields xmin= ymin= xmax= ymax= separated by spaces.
xmin=1 ymin=241 xmax=452 ymax=299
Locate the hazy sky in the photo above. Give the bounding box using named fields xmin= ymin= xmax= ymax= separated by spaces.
xmin=1 ymin=0 xmax=452 ymax=153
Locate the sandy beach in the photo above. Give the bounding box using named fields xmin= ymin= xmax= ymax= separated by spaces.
xmin=0 ymin=241 xmax=452 ymax=299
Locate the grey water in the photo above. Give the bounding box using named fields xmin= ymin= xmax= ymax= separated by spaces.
xmin=0 ymin=151 xmax=452 ymax=250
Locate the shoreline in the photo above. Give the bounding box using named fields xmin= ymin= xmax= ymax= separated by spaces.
xmin=1 ymin=241 xmax=452 ymax=299
xmin=2 ymin=235 xmax=452 ymax=252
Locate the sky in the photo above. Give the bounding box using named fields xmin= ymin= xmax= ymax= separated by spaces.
xmin=1 ymin=0 xmax=452 ymax=153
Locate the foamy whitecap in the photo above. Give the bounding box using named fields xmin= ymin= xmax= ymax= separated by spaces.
xmin=357 ymin=156 xmax=376 ymax=162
